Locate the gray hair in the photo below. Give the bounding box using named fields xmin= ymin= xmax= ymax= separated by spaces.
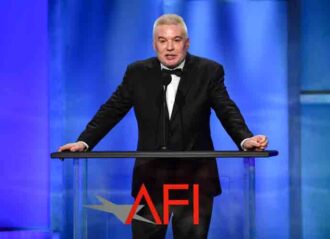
xmin=153 ymin=14 xmax=189 ymax=38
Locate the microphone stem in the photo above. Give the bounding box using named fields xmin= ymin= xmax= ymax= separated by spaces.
xmin=161 ymin=85 xmax=168 ymax=150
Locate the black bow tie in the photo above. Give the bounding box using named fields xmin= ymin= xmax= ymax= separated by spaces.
xmin=161 ymin=68 xmax=183 ymax=77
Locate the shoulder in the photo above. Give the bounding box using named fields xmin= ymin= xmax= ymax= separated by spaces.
xmin=127 ymin=57 xmax=158 ymax=71
xmin=186 ymin=54 xmax=224 ymax=77
xmin=121 ymin=57 xmax=158 ymax=86
xmin=188 ymin=54 xmax=224 ymax=74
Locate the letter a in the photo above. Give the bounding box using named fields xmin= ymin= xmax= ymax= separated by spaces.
xmin=125 ymin=184 xmax=162 ymax=224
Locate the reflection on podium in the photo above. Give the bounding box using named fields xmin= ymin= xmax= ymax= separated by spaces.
xmin=51 ymin=150 xmax=278 ymax=239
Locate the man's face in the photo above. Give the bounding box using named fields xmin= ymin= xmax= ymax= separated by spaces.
xmin=153 ymin=24 xmax=190 ymax=68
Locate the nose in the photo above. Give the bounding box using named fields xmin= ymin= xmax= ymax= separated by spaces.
xmin=166 ymin=40 xmax=174 ymax=51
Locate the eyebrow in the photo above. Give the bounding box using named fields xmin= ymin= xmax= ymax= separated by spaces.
xmin=157 ymin=36 xmax=183 ymax=40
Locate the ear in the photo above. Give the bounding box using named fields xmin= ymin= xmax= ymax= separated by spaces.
xmin=185 ymin=38 xmax=190 ymax=49
xmin=153 ymin=39 xmax=156 ymax=51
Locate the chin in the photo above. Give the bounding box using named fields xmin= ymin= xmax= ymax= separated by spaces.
xmin=165 ymin=60 xmax=180 ymax=68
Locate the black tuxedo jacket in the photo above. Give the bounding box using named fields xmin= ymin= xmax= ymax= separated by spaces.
xmin=78 ymin=53 xmax=253 ymax=197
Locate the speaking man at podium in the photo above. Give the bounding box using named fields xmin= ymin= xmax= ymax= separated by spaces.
xmin=59 ymin=14 xmax=268 ymax=239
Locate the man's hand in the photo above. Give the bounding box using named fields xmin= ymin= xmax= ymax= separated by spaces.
xmin=58 ymin=141 xmax=87 ymax=152
xmin=242 ymin=135 xmax=268 ymax=151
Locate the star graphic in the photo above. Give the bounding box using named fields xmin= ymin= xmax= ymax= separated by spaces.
xmin=84 ymin=195 xmax=155 ymax=224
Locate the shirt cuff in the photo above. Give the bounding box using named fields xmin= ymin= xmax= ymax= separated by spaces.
xmin=240 ymin=138 xmax=250 ymax=151
xmin=78 ymin=141 xmax=89 ymax=151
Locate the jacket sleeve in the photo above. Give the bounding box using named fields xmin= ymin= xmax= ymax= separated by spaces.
xmin=77 ymin=66 xmax=134 ymax=150
xmin=208 ymin=65 xmax=253 ymax=149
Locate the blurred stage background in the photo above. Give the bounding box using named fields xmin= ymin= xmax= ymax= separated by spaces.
xmin=0 ymin=0 xmax=329 ymax=238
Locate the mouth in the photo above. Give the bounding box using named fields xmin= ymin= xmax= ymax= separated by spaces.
xmin=165 ymin=54 xmax=177 ymax=60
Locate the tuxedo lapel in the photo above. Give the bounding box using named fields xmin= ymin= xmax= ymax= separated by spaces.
xmin=146 ymin=58 xmax=163 ymax=107
xmin=146 ymin=57 xmax=162 ymax=81
xmin=145 ymin=58 xmax=169 ymax=148
xmin=170 ymin=54 xmax=196 ymax=122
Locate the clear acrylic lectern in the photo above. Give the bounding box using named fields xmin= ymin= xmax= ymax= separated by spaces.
xmin=51 ymin=150 xmax=278 ymax=239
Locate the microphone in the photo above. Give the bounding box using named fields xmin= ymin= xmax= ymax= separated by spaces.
xmin=161 ymin=71 xmax=172 ymax=86
xmin=160 ymin=72 xmax=172 ymax=150
xmin=175 ymin=90 xmax=186 ymax=149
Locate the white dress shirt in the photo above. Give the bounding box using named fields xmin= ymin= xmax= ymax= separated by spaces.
xmin=160 ymin=60 xmax=185 ymax=119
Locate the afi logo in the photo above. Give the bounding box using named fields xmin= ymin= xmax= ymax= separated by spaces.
xmin=86 ymin=184 xmax=200 ymax=225
xmin=126 ymin=184 xmax=200 ymax=225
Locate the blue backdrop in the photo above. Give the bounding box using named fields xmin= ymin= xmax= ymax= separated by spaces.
xmin=1 ymin=0 xmax=330 ymax=238
xmin=48 ymin=0 xmax=288 ymax=238
xmin=0 ymin=0 xmax=49 ymax=233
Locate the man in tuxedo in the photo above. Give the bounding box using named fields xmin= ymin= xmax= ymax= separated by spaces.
xmin=60 ymin=14 xmax=268 ymax=239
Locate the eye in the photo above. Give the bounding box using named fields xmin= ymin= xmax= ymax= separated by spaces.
xmin=158 ymin=38 xmax=166 ymax=43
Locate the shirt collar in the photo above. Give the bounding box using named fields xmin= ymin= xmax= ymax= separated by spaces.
xmin=160 ymin=60 xmax=185 ymax=71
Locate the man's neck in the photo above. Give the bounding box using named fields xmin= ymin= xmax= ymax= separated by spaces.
xmin=161 ymin=60 xmax=185 ymax=70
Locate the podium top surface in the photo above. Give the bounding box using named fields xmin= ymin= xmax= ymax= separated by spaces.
xmin=51 ymin=150 xmax=278 ymax=159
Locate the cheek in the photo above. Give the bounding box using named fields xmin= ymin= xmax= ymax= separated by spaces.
xmin=179 ymin=43 xmax=187 ymax=50
xmin=178 ymin=46 xmax=186 ymax=54
xmin=155 ymin=45 xmax=165 ymax=54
